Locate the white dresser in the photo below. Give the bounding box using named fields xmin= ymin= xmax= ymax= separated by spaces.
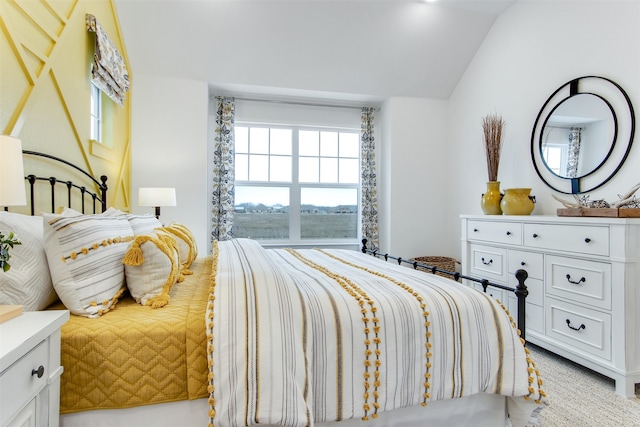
xmin=0 ymin=310 xmax=69 ymax=427
xmin=461 ymin=214 xmax=640 ymax=398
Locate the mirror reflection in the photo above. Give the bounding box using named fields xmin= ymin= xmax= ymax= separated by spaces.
xmin=540 ymin=93 xmax=615 ymax=179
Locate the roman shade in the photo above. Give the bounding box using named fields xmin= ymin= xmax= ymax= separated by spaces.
xmin=86 ymin=14 xmax=129 ymax=106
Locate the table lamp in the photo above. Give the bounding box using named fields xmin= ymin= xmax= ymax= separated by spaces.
xmin=138 ymin=187 xmax=176 ymax=219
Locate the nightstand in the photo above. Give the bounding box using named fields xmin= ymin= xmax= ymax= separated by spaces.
xmin=0 ymin=310 xmax=69 ymax=427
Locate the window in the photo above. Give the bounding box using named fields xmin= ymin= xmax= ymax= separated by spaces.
xmin=234 ymin=125 xmax=360 ymax=244
xmin=90 ymin=83 xmax=102 ymax=142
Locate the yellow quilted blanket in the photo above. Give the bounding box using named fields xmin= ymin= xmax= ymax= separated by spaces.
xmin=49 ymin=256 xmax=211 ymax=413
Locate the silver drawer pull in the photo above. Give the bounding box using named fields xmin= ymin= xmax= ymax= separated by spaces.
xmin=481 ymin=257 xmax=493 ymax=265
xmin=566 ymin=319 xmax=586 ymax=331
xmin=566 ymin=274 xmax=586 ymax=285
xmin=31 ymin=365 xmax=45 ymax=378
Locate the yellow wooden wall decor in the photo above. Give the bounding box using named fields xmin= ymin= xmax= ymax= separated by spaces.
xmin=0 ymin=0 xmax=131 ymax=212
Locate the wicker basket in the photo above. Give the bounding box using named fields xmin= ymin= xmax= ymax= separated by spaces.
xmin=410 ymin=256 xmax=458 ymax=278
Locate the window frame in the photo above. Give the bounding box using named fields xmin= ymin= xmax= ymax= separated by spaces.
xmin=234 ymin=122 xmax=361 ymax=247
xmin=90 ymin=82 xmax=102 ymax=142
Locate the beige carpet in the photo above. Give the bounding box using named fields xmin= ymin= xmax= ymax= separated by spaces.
xmin=527 ymin=344 xmax=640 ymax=427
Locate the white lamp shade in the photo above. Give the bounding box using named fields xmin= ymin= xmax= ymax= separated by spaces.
xmin=0 ymin=135 xmax=26 ymax=207
xmin=138 ymin=187 xmax=176 ymax=207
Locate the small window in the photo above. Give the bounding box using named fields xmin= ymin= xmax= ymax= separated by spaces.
xmin=90 ymin=83 xmax=102 ymax=142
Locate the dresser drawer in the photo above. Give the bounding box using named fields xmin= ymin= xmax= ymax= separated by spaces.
xmin=506 ymin=293 xmax=544 ymax=334
xmin=469 ymin=244 xmax=507 ymax=282
xmin=545 ymin=256 xmax=611 ymax=310
xmin=472 ymin=283 xmax=507 ymax=303
xmin=508 ymin=249 xmax=543 ymax=280
xmin=509 ymin=276 xmax=543 ymax=306
xmin=0 ymin=339 xmax=49 ymax=426
xmin=545 ymin=297 xmax=611 ymax=360
xmin=523 ymin=223 xmax=609 ymax=256
xmin=467 ymin=220 xmax=523 ymax=245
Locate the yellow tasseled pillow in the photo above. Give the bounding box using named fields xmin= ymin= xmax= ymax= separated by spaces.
xmin=122 ymin=231 xmax=181 ymax=308
xmin=158 ymin=223 xmax=198 ymax=271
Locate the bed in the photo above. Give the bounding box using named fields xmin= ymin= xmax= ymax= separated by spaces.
xmin=0 ymin=151 xmax=545 ymax=427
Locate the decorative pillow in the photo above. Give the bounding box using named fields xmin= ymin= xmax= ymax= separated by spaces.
xmin=122 ymin=231 xmax=181 ymax=307
xmin=42 ymin=212 xmax=134 ymax=318
xmin=157 ymin=223 xmax=198 ymax=270
xmin=0 ymin=212 xmax=57 ymax=311
xmin=96 ymin=208 xmax=162 ymax=235
xmin=126 ymin=214 xmax=162 ymax=235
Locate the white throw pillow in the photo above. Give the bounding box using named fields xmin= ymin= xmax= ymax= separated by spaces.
xmin=123 ymin=231 xmax=181 ymax=307
xmin=127 ymin=214 xmax=162 ymax=235
xmin=0 ymin=212 xmax=57 ymax=311
xmin=42 ymin=212 xmax=134 ymax=317
xmin=157 ymin=223 xmax=198 ymax=269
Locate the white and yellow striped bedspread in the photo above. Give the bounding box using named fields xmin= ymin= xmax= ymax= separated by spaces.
xmin=207 ymin=238 xmax=543 ymax=426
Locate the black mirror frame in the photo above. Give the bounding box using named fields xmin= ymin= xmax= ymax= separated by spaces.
xmin=530 ymin=75 xmax=635 ymax=194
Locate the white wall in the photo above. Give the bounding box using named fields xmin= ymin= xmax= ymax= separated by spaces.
xmin=130 ymin=75 xmax=209 ymax=253
xmin=378 ymin=97 xmax=451 ymax=258
xmin=446 ymin=0 xmax=640 ymax=256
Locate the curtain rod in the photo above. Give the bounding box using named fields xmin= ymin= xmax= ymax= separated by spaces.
xmin=222 ymin=96 xmax=379 ymax=111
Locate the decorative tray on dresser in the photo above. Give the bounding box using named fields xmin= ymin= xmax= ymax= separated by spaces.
xmin=0 ymin=310 xmax=69 ymax=427
xmin=461 ymin=214 xmax=640 ymax=398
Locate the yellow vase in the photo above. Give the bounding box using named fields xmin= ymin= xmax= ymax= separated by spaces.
xmin=501 ymin=188 xmax=536 ymax=215
xmin=481 ymin=181 xmax=503 ymax=215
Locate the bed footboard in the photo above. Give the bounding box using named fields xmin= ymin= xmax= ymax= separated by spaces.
xmin=361 ymin=238 xmax=529 ymax=342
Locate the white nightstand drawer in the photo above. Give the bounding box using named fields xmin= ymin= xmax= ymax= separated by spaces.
xmin=546 ymin=256 xmax=611 ymax=310
xmin=523 ymin=223 xmax=609 ymax=256
xmin=467 ymin=220 xmax=523 ymax=245
xmin=0 ymin=339 xmax=48 ymax=426
xmin=508 ymin=249 xmax=543 ymax=280
xmin=546 ymin=297 xmax=611 ymax=360
xmin=469 ymin=244 xmax=507 ymax=282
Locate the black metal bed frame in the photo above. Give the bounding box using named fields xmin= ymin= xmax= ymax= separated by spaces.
xmin=21 ymin=150 xmax=108 ymax=215
xmin=361 ymin=238 xmax=529 ymax=342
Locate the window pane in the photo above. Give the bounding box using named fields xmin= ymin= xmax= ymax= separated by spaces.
xmin=250 ymin=128 xmax=269 ymax=154
xmin=299 ymin=157 xmax=319 ymax=182
xmin=320 ymin=158 xmax=338 ymax=183
xmin=301 ymin=188 xmax=357 ymax=239
xmin=271 ymin=129 xmax=292 ymax=155
xmin=339 ymin=158 xmax=359 ymax=183
xmin=340 ymin=133 xmax=360 ymax=157
xmin=235 ymin=127 xmax=249 ymax=153
xmin=270 ymin=156 xmax=292 ymax=182
xmin=249 ymin=154 xmax=269 ymax=181
xmin=235 ymin=186 xmax=289 ymax=240
xmin=299 ymin=130 xmax=319 ymax=156
xmin=235 ymin=153 xmax=249 ymax=181
xmin=320 ymin=131 xmax=338 ymax=157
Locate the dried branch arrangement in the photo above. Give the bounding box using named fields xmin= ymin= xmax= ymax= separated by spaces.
xmin=482 ymin=113 xmax=505 ymax=182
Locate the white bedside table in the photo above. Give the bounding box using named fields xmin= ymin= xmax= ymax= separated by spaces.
xmin=0 ymin=310 xmax=69 ymax=427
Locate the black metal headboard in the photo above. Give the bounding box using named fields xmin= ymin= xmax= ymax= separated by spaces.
xmin=22 ymin=150 xmax=108 ymax=215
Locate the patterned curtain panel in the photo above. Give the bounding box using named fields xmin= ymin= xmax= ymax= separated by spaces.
xmin=211 ymin=97 xmax=236 ymax=242
xmin=566 ymin=127 xmax=582 ymax=178
xmin=86 ymin=14 xmax=129 ymax=107
xmin=360 ymin=107 xmax=379 ymax=251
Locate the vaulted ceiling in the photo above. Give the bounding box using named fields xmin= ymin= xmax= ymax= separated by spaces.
xmin=114 ymin=0 xmax=517 ymax=102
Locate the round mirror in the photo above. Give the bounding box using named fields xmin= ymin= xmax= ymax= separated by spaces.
xmin=531 ymin=76 xmax=635 ymax=194
xmin=540 ymin=93 xmax=616 ymax=179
